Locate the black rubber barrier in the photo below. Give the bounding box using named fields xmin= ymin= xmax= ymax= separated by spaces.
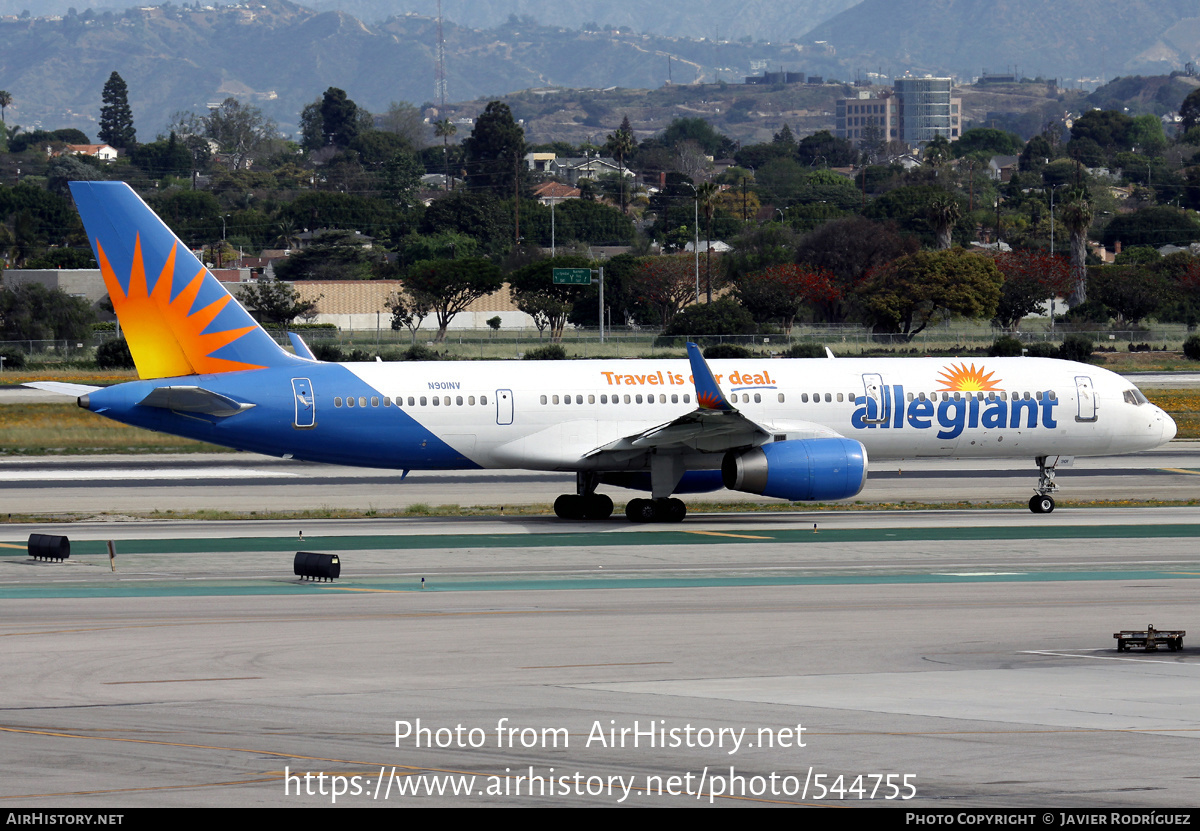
xmin=294 ymin=551 xmax=340 ymax=582
xmin=28 ymin=534 xmax=70 ymax=561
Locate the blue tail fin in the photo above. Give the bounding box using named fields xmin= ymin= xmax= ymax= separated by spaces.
xmin=70 ymin=181 xmax=302 ymax=380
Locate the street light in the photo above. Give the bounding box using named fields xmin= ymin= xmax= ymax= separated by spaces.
xmin=683 ymin=182 xmax=700 ymax=303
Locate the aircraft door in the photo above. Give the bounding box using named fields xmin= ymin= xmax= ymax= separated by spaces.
xmin=1075 ymin=376 xmax=1097 ymax=422
xmin=861 ymin=373 xmax=889 ymax=424
xmin=496 ymin=389 xmax=513 ymax=425
xmin=292 ymin=378 xmax=315 ymax=428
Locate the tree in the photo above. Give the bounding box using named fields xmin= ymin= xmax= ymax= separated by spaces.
xmin=0 ymin=282 xmax=95 ymax=341
xmin=237 ymin=279 xmax=319 ymax=327
xmin=859 ymin=248 xmax=1003 ymax=340
xmin=98 ymin=71 xmax=136 ymax=149
xmin=434 ymin=118 xmax=457 ymax=189
xmin=1059 ymin=190 xmax=1094 ymax=305
xmin=696 ymin=181 xmax=720 ymax=302
xmin=387 ymin=290 xmax=432 ymax=342
xmin=1181 ymin=88 xmax=1200 ymax=135
xmin=508 ymin=256 xmax=591 ymax=341
xmin=294 ymin=88 xmax=360 ymax=151
xmin=0 ymin=90 xmax=11 ymax=123
xmin=605 ymin=116 xmax=636 ymax=214
xmin=732 ymin=263 xmax=840 ymax=332
xmin=272 ymin=230 xmax=387 ymax=282
xmin=991 ymin=250 xmax=1071 ymax=331
xmin=463 ymin=101 xmax=526 ymax=197
xmin=626 ymin=254 xmax=698 ymax=328
xmin=1101 ymin=206 xmax=1200 ymax=249
xmin=1089 ymin=265 xmax=1170 ymax=327
xmin=202 ymin=98 xmax=280 ymax=169
xmin=379 ymin=101 xmax=427 ymax=149
xmin=796 ymin=216 xmax=918 ymax=323
xmin=402 ymin=258 xmax=503 ymax=341
xmin=926 ymin=192 xmax=962 ymax=250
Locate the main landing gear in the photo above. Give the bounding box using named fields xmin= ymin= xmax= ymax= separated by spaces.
xmin=553 ymin=472 xmax=614 ymax=520
xmin=625 ymin=497 xmax=687 ymax=523
xmin=552 ymin=473 xmax=688 ymax=522
xmin=1029 ymin=455 xmax=1059 ymax=514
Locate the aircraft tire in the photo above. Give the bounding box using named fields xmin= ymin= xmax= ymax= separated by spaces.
xmin=664 ymin=497 xmax=687 ymax=522
xmin=625 ymin=499 xmax=657 ymax=523
xmin=1029 ymin=495 xmax=1055 ymax=514
xmin=585 ymin=493 xmax=614 ymax=520
xmin=554 ymin=494 xmax=582 ymax=519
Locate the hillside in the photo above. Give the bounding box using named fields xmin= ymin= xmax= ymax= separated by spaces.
xmin=804 ymin=0 xmax=1200 ymax=82
xmin=0 ymin=1 xmax=824 ymax=138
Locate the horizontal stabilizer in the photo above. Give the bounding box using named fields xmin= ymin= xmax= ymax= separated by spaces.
xmin=24 ymin=381 xmax=103 ymax=397
xmin=138 ymin=386 xmax=254 ymax=417
xmin=288 ymin=332 xmax=318 ymax=361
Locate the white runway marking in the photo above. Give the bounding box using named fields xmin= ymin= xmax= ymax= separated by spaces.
xmin=0 ymin=467 xmax=300 ymax=481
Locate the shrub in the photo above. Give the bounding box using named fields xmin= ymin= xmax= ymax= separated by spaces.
xmin=703 ymin=343 xmax=753 ymax=359
xmin=94 ymin=338 xmax=134 ymax=370
xmin=1024 ymin=342 xmax=1059 ymax=358
xmin=1057 ymin=335 xmax=1094 ymax=363
xmin=0 ymin=347 xmax=27 ymax=371
xmin=989 ymin=336 xmax=1023 ymax=357
xmin=401 ymin=344 xmax=439 ymax=361
xmin=784 ymin=343 xmax=826 ymax=358
xmin=312 ymin=343 xmax=344 ymax=362
xmin=523 ymin=344 xmax=567 ymax=360
xmin=1183 ymin=335 xmax=1200 ymax=360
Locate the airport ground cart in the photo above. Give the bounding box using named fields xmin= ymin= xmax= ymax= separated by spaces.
xmin=1114 ymin=624 xmax=1185 ymax=652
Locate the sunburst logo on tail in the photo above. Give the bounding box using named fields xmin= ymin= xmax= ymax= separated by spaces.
xmin=96 ymin=234 xmax=262 ymax=379
xmin=936 ymin=362 xmax=1002 ymax=392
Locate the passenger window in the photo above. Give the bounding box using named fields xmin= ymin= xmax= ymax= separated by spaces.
xmin=755 ymin=393 xmax=762 ymax=403
xmin=635 ymin=394 xmax=643 ymax=404
xmin=420 ymin=396 xmax=427 ymax=406
xmin=588 ymin=395 xmax=595 ymax=404
xmin=600 ymin=394 xmax=608 ymax=404
xmin=480 ymin=396 xmax=487 ymax=405
xmin=553 ymin=395 xmax=560 ymax=404
xmin=802 ymin=393 xmax=809 ymax=403
xmin=624 ymin=394 xmax=631 ymax=403
xmin=347 ymin=397 xmax=355 ymax=408
xmin=781 ymin=394 xmax=787 ymax=403
xmin=672 ymin=394 xmax=679 ymax=403
xmin=824 ymin=393 xmax=831 ymax=402
xmin=684 ymin=394 xmax=691 ymax=404
xmin=468 ymin=396 xmax=475 ymax=405
xmin=334 ymin=397 xmax=342 ymax=407
xmin=371 ymin=396 xmax=379 ymax=407
xmin=408 ymin=397 xmax=415 ymax=406
xmin=456 ymin=396 xmax=463 ymax=406
xmin=432 ymin=397 xmax=439 ymax=406
xmin=540 ymin=395 xmax=547 ymax=405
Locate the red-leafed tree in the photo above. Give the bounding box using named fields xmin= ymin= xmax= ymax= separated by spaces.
xmin=733 ymin=263 xmax=841 ymax=333
xmin=627 ymin=254 xmax=700 ymax=328
xmin=991 ymin=249 xmax=1072 ymax=331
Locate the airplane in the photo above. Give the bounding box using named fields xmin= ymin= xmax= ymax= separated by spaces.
xmin=27 ymin=181 xmax=1177 ymax=522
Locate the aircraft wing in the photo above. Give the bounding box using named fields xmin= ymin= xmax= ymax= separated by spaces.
xmin=584 ymin=342 xmax=771 ymax=458
xmin=24 ymin=381 xmax=103 ymax=397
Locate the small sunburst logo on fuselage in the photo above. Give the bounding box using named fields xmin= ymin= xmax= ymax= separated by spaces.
xmin=936 ymin=362 xmax=1002 ymax=392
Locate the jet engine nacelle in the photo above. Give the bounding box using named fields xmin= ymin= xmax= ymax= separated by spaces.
xmin=721 ymin=437 xmax=868 ymax=501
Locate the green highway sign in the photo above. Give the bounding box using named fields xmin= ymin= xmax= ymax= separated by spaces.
xmin=552 ymin=268 xmax=592 ymax=285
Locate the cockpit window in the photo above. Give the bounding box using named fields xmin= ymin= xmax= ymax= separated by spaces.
xmin=1123 ymin=389 xmax=1148 ymax=406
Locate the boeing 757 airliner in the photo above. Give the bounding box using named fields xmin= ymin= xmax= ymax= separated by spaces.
xmin=27 ymin=182 xmax=1177 ymax=521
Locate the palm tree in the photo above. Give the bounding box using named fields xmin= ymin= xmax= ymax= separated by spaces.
xmin=1059 ymin=190 xmax=1094 ymax=306
xmin=926 ymin=193 xmax=961 ymax=250
xmin=434 ymin=118 xmax=457 ymax=190
xmin=696 ymin=181 xmax=720 ymax=302
xmin=0 ymin=90 xmax=11 ymax=123
xmin=605 ymin=116 xmax=636 ymax=214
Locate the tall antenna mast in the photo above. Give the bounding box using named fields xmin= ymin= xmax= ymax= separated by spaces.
xmin=435 ymin=0 xmax=448 ymax=107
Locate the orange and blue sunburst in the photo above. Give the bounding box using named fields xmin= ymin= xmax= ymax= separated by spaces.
xmin=936 ymin=362 xmax=1002 ymax=392
xmin=72 ymin=181 xmax=295 ymax=381
xmin=96 ymin=235 xmax=260 ymax=379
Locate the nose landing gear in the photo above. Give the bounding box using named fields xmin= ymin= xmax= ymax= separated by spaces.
xmin=1029 ymin=455 xmax=1062 ymax=513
